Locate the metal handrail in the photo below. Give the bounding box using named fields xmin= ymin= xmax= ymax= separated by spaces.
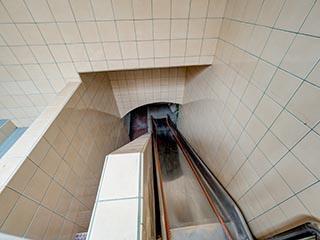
xmin=166 ymin=115 xmax=320 ymax=240
xmin=166 ymin=115 xmax=254 ymax=240
xmin=267 ymin=222 xmax=320 ymax=240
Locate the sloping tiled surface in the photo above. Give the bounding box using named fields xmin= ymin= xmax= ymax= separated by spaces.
xmin=178 ymin=0 xmax=320 ymax=238
xmin=0 ymin=72 xmax=129 ymax=239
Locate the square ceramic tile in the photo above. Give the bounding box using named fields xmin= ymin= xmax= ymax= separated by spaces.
xmin=261 ymin=30 xmax=295 ymax=66
xmin=189 ymin=0 xmax=209 ymax=18
xmin=40 ymin=147 xmax=62 ymax=177
xmin=24 ymin=0 xmax=54 ymax=22
xmin=297 ymin=182 xmax=320 ymax=219
xmin=135 ymin=20 xmax=152 ymax=40
xmin=281 ymin=35 xmax=320 ymax=79
xmin=258 ymin=130 xmax=287 ymax=165
xmin=116 ymin=21 xmax=136 ymax=41
xmin=41 ymin=63 xmax=63 ymax=80
xmin=17 ymin=24 xmax=45 ymax=45
xmin=255 ymin=94 xmax=282 ymax=127
xmin=89 ymin=199 xmax=138 ymax=240
xmin=0 ymin=195 xmax=38 ymax=237
xmin=262 ymin=168 xmax=293 ymax=204
xmin=25 ymin=206 xmax=52 ymax=239
xmin=152 ymin=0 xmax=170 ymax=18
xmin=58 ymin=23 xmax=82 ymax=43
xmin=41 ymin=180 xmax=62 ymax=209
xmin=275 ymin=0 xmax=314 ymax=32
xmin=170 ymin=40 xmax=186 ymax=57
xmin=43 ymin=214 xmax=64 ymax=239
xmin=91 ymin=0 xmax=113 ymax=20
xmin=2 ymin=0 xmax=33 ymax=23
xmin=256 ymin=0 xmax=285 ymax=27
xmin=153 ymin=20 xmax=170 ymax=40
xmin=120 ymin=42 xmax=138 ymax=59
xmin=171 ymin=19 xmax=188 ymax=39
xmin=132 ymin=0 xmax=152 ymax=19
xmin=307 ymin=61 xmax=320 ymax=87
xmin=98 ymin=154 xmax=140 ymax=200
xmin=0 ymin=3 xmax=11 ymax=23
xmin=251 ymin=60 xmax=276 ymax=91
xmin=287 ymin=82 xmax=320 ymax=128
xmin=38 ymin=23 xmax=64 ymax=44
xmin=266 ymin=69 xmax=301 ymax=107
xmin=0 ymin=187 xmax=20 ymax=227
xmin=0 ymin=24 xmax=25 ymax=45
xmin=23 ymin=167 xmax=51 ymax=202
xmin=30 ymin=46 xmax=55 ymax=64
xmin=292 ymin=131 xmax=320 ymax=179
xmin=137 ymin=41 xmax=154 ymax=59
xmin=154 ymin=41 xmax=169 ymax=58
xmin=271 ymin=110 xmax=308 ymax=149
xmin=69 ymin=0 xmax=94 ymax=21
xmin=245 ymin=115 xmax=267 ymax=144
xmin=49 ymin=45 xmax=72 ymax=63
xmin=112 ymin=0 xmax=133 ymax=19
xmin=185 ymin=39 xmax=202 ymax=56
xmin=78 ymin=22 xmax=100 ymax=43
xmin=247 ymin=26 xmax=271 ymax=56
xmin=0 ymin=47 xmax=19 ymax=65
xmin=300 ymin=1 xmax=320 ymax=36
xmin=279 ymin=196 xmax=309 ymax=221
xmin=24 ymin=65 xmax=45 ymax=80
xmin=172 ymin=0 xmax=190 ymax=18
xmin=242 ymin=83 xmax=263 ymax=111
xmin=58 ymin=63 xmax=78 ymax=78
xmin=86 ymin=43 xmax=105 ymax=61
xmin=242 ymin=0 xmax=264 ymax=22
xmin=6 ymin=66 xmax=30 ymax=81
xmin=67 ymin=44 xmax=89 ymax=62
xmin=9 ymin=159 xmax=37 ymax=192
xmin=276 ymin=152 xmax=316 ymax=193
xmin=47 ymin=0 xmax=74 ymax=21
xmin=188 ymin=19 xmax=206 ymax=38
xmin=201 ymin=39 xmax=217 ymax=55
xmin=97 ymin=22 xmax=118 ymax=42
xmin=204 ymin=19 xmax=222 ymax=38
xmin=103 ymin=42 xmax=122 ymax=60
xmin=248 ymin=148 xmax=272 ymax=177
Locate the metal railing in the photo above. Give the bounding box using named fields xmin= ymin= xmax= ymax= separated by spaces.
xmin=267 ymin=222 xmax=320 ymax=240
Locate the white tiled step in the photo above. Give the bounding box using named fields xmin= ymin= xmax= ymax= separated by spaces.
xmin=0 ymin=120 xmax=17 ymax=145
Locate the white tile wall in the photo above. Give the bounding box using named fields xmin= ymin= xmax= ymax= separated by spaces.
xmin=108 ymin=67 xmax=186 ymax=117
xmin=178 ymin=0 xmax=320 ymax=238
xmin=0 ymin=0 xmax=224 ymax=127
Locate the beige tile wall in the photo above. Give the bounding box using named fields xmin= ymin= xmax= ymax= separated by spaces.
xmin=108 ymin=67 xmax=186 ymax=116
xmin=178 ymin=0 xmax=320 ymax=238
xmin=0 ymin=72 xmax=129 ymax=239
xmin=0 ymin=0 xmax=225 ymax=126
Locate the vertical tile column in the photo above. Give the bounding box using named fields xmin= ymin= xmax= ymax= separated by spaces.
xmin=87 ymin=134 xmax=154 ymax=240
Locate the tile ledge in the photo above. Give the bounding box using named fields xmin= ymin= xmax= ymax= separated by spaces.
xmin=0 ymin=82 xmax=80 ymax=195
